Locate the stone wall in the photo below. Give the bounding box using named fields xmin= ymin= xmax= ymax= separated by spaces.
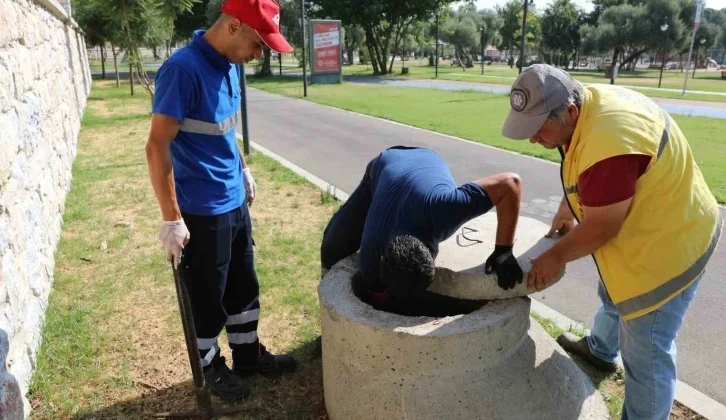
xmin=0 ymin=0 xmax=90 ymax=417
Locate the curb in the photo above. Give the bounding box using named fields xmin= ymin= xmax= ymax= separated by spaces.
xmin=239 ymin=133 xmax=726 ymax=419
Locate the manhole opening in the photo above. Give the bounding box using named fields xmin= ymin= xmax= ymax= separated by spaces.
xmin=350 ymin=271 xmax=489 ymax=318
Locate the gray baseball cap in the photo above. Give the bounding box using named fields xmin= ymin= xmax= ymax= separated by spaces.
xmin=502 ymin=64 xmax=575 ymax=140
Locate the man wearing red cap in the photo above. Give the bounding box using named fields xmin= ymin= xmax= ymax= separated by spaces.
xmin=146 ymin=0 xmax=295 ymax=400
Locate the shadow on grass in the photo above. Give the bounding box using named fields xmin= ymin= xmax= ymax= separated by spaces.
xmin=72 ymin=339 xmax=327 ymax=420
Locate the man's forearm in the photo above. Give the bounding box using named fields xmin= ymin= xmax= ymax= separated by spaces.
xmin=146 ymin=143 xmax=181 ymax=221
xmin=495 ymin=195 xmax=519 ymax=246
xmin=544 ymin=220 xmax=615 ymax=265
xmin=494 ymin=177 xmax=521 ymax=246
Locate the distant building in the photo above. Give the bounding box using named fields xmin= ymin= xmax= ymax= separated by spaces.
xmin=484 ymin=45 xmax=506 ymax=61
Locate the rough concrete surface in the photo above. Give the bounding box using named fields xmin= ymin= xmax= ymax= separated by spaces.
xmin=429 ymin=213 xmax=565 ymax=300
xmin=319 ymin=256 xmax=608 ymax=420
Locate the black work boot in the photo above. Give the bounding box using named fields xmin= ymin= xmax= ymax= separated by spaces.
xmin=234 ymin=344 xmax=298 ymax=378
xmin=203 ymin=355 xmax=252 ymax=401
xmin=557 ymin=332 xmax=619 ymax=374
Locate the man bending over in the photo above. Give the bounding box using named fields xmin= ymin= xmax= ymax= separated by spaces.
xmin=320 ymin=146 xmax=523 ymax=317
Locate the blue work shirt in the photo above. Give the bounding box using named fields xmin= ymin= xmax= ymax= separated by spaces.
xmin=152 ymin=30 xmax=245 ymax=216
xmin=359 ymin=147 xmax=493 ymax=291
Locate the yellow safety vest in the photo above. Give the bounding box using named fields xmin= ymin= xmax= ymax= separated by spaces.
xmin=561 ymin=84 xmax=722 ymax=321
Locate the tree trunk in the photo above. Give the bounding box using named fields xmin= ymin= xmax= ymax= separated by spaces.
xmin=610 ymin=47 xmax=620 ymax=84
xmin=112 ymin=44 xmax=120 ymax=87
xmin=152 ymin=46 xmax=159 ymax=60
xmin=346 ymin=45 xmax=355 ymax=65
xmin=367 ymin=42 xmax=380 ymax=74
xmin=387 ymin=21 xmax=409 ymax=74
xmin=129 ymin=62 xmax=134 ymax=95
xmin=374 ymin=32 xmax=388 ymax=75
xmin=364 ymin=26 xmax=381 ymax=74
xmin=258 ymin=48 xmax=272 ymax=76
xmin=100 ymin=45 xmax=106 ymax=79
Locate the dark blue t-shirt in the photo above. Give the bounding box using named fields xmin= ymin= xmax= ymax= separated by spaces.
xmin=358 ymin=148 xmax=493 ymax=290
xmin=152 ymin=30 xmax=245 ymax=216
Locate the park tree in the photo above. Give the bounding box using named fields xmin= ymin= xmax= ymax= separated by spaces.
xmin=173 ymin=0 xmax=215 ymax=48
xmin=278 ymin=0 xmax=306 ymax=67
xmin=541 ymin=0 xmax=582 ymax=68
xmin=145 ymin=13 xmax=175 ymax=60
xmin=105 ymin=0 xmax=197 ymax=99
xmin=440 ymin=4 xmax=481 ymax=68
xmin=580 ymin=0 xmax=685 ymax=71
xmin=478 ymin=9 xmax=502 ymax=63
xmin=496 ymin=0 xmax=539 ymax=67
xmin=310 ymin=0 xmax=458 ymax=75
xmin=73 ymin=0 xmax=117 ymax=79
xmin=496 ymin=0 xmax=522 ymax=62
xmin=344 ymin=25 xmax=366 ymax=65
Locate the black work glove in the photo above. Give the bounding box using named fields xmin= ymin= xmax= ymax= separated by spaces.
xmin=485 ymin=245 xmax=524 ymax=290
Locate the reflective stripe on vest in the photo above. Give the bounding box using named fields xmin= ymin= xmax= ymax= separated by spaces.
xmin=615 ymin=217 xmax=722 ymax=317
xmin=180 ymin=113 xmax=239 ymax=135
xmin=657 ymin=112 xmax=672 ymax=159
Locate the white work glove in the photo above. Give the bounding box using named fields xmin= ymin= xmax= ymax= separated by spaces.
xmin=243 ymin=168 xmax=257 ymax=205
xmin=158 ymin=220 xmax=190 ymax=269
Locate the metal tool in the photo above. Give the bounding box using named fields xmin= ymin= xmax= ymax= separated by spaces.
xmin=155 ymin=263 xmax=249 ymax=419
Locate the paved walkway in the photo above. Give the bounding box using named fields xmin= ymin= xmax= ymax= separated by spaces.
xmin=444 ymin=71 xmax=726 ymax=97
xmin=344 ymin=76 xmax=726 ymax=119
xmin=241 ymin=87 xmax=726 ymax=405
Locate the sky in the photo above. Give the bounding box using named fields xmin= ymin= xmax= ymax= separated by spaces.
xmin=468 ymin=0 xmax=726 ymax=13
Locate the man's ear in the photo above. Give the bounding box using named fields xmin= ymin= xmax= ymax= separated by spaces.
xmin=228 ymin=18 xmax=242 ymax=37
xmin=567 ymin=103 xmax=579 ymax=121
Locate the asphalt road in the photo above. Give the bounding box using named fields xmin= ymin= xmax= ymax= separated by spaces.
xmin=241 ymin=88 xmax=726 ymax=404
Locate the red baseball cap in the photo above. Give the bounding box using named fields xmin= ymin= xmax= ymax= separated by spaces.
xmin=221 ymin=0 xmax=293 ymax=53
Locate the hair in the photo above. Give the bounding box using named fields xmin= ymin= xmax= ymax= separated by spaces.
xmin=547 ymin=79 xmax=584 ymax=124
xmin=379 ymin=235 xmax=436 ymax=298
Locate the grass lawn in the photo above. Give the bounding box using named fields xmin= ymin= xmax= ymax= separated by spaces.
xmin=27 ymin=80 xmax=339 ymax=419
xmin=343 ymin=60 xmax=726 ymax=103
xmin=247 ymin=77 xmax=726 ymax=204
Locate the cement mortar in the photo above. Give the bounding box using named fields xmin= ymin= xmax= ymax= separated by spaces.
xmin=429 ymin=213 xmax=565 ymax=300
xmin=319 ymin=256 xmax=608 ymax=420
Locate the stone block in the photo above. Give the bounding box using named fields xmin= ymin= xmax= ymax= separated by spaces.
xmin=320 ymin=256 xmax=608 ymax=420
xmin=0 ymin=2 xmax=19 ymax=48
xmin=0 ymin=372 xmax=24 ymax=419
xmin=429 ymin=213 xmax=565 ymax=300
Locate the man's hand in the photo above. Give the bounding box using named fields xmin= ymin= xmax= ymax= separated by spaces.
xmin=485 ymin=245 xmax=524 ymax=290
xmin=243 ymin=168 xmax=257 ymax=205
xmin=158 ymin=220 xmax=190 ymax=268
xmin=528 ymin=252 xmax=565 ymax=291
xmin=546 ymin=199 xmax=576 ymax=238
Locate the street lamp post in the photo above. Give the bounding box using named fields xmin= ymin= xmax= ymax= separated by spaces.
xmin=518 ymin=0 xmax=533 ymax=74
xmin=693 ymin=38 xmax=706 ymax=79
xmin=481 ymin=29 xmax=485 ymax=75
xmin=435 ymin=10 xmax=439 ymax=78
xmin=658 ymin=21 xmax=669 ymax=88
xmin=300 ymin=0 xmax=307 ymax=97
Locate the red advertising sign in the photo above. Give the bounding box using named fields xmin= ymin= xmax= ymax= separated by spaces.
xmin=312 ymin=21 xmax=341 ymax=73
